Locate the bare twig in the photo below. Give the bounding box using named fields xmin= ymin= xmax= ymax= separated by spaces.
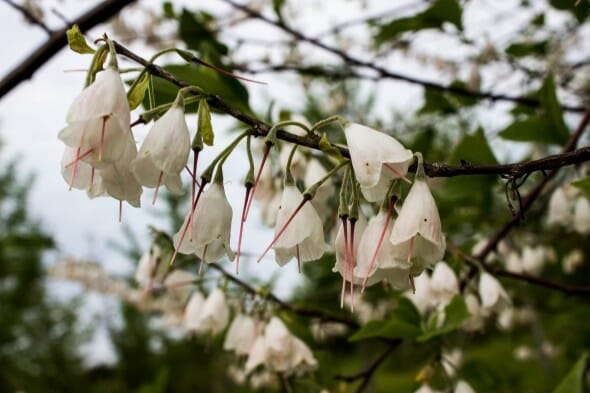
xmin=2 ymin=0 xmax=52 ymax=34
xmin=0 ymin=0 xmax=136 ymax=100
xmin=334 ymin=342 xmax=400 ymax=393
xmin=220 ymin=0 xmax=585 ymax=113
xmin=208 ymin=262 xmax=360 ymax=329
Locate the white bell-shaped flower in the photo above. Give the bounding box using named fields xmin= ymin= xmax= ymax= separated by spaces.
xmin=61 ymin=146 xmax=94 ymax=190
xmin=273 ymin=184 xmax=328 ymax=266
xmin=131 ymin=102 xmax=190 ymax=196
xmin=546 ymin=187 xmax=572 ymax=227
xmin=173 ymin=181 xmax=235 ymax=263
xmin=305 ymin=158 xmax=335 ymax=216
xmin=390 ymin=155 xmax=445 ymax=275
xmin=263 ymin=317 xmax=317 ymax=375
xmin=224 ymin=314 xmax=258 ymax=355
xmin=195 ymin=288 xmax=230 ymax=335
xmin=478 ymin=272 xmax=511 ymax=313
xmin=134 ymin=244 xmax=163 ymax=285
xmin=429 ymin=262 xmax=459 ymax=308
xmin=573 ymin=197 xmax=590 ymax=234
xmin=344 ymin=122 xmax=413 ymax=202
xmin=59 ymin=67 xmax=133 ymax=166
xmin=355 ymin=208 xmax=410 ymax=289
xmin=454 ymin=380 xmax=477 ymax=393
xmin=96 ymin=139 xmax=142 ymax=207
xmin=183 ymin=291 xmax=206 ymax=330
xmin=461 ymin=293 xmax=484 ymax=331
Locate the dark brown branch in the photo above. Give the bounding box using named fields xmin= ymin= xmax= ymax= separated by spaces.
xmin=113 ymin=41 xmax=590 ymax=181
xmin=220 ymin=0 xmax=585 ymax=113
xmin=334 ymin=342 xmax=400 ymax=393
xmin=208 ymin=263 xmax=360 ymax=329
xmin=475 ymin=106 xmax=590 ymax=261
xmin=0 ymin=0 xmax=136 ymax=100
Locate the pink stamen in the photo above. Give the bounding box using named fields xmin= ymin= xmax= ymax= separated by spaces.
xmin=191 ymin=150 xmax=199 ymax=206
xmin=244 ymin=144 xmax=270 ymax=221
xmin=88 ymin=167 xmax=95 ymax=192
xmin=349 ymin=220 xmax=356 ymax=312
xmin=361 ymin=203 xmax=395 ymax=293
xmin=409 ymin=274 xmax=416 ymax=294
xmin=184 ymin=166 xmax=201 ymax=188
xmin=199 ymin=244 xmax=208 ymax=275
xmin=65 ymin=148 xmax=93 ymax=168
xmin=296 ymin=244 xmax=301 ymax=273
xmin=68 ymin=147 xmax=81 ymax=191
xmin=235 ymin=187 xmax=252 ymax=275
xmin=118 ymin=200 xmax=123 ymax=223
xmin=99 ymin=117 xmax=107 ymax=161
xmin=152 ymin=171 xmax=163 ymax=205
xmin=257 ymin=198 xmax=308 ymax=263
xmin=169 ymin=182 xmax=207 ymax=267
xmin=340 ymin=218 xmax=349 ymax=309
xmin=384 ymin=163 xmax=412 ymax=184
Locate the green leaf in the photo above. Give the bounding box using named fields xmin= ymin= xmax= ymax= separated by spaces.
xmin=318 ymin=133 xmax=344 ymax=161
xmin=506 ymin=40 xmax=548 ymax=57
xmin=179 ymin=9 xmax=228 ymax=58
xmin=66 ymin=24 xmax=95 ymax=54
xmin=552 ymin=353 xmax=588 ymax=393
xmin=162 ymin=2 xmax=175 ymax=18
xmin=127 ymin=71 xmax=150 ymax=110
xmin=349 ymin=298 xmax=422 ymax=341
xmin=549 ymin=0 xmax=590 ymax=23
xmin=141 ymin=64 xmax=251 ymax=115
xmin=375 ymin=0 xmax=462 ymax=43
xmin=198 ymin=99 xmax=214 ymax=146
xmin=572 ymin=178 xmax=590 ymax=201
xmin=450 ymin=128 xmax=498 ymax=165
xmin=418 ymin=295 xmax=470 ymax=341
xmin=539 ymin=74 xmax=569 ymax=144
xmin=272 ymin=0 xmax=286 ymax=22
xmin=499 ymin=116 xmax=565 ymax=145
xmin=420 ymin=80 xmax=478 ymax=114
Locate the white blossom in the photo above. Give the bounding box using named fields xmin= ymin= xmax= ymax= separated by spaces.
xmin=478 ymin=272 xmax=511 ymax=314
xmin=224 ymin=314 xmax=258 ymax=355
xmin=573 ymin=197 xmax=590 ymax=234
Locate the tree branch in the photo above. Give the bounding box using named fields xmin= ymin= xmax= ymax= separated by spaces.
xmin=113 ymin=41 xmax=590 ymax=181
xmin=208 ymin=262 xmax=360 ymax=329
xmin=219 ymin=0 xmax=585 ymax=113
xmin=0 ymin=0 xmax=136 ymax=100
xmin=2 ymin=0 xmax=52 ymax=34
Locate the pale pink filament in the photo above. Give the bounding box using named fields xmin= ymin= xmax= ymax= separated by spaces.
xmin=199 ymin=244 xmax=208 ymax=275
xmin=118 ymin=200 xmax=123 ymax=223
xmin=349 ymin=220 xmax=356 ymax=312
xmin=361 ymin=203 xmax=394 ymax=293
xmin=296 ymin=244 xmax=301 ymax=273
xmin=99 ymin=117 xmax=107 ymax=161
xmin=340 ymin=218 xmax=349 ymax=309
xmin=235 ymin=187 xmax=252 ymax=275
xmin=64 ymin=148 xmax=93 ymax=168
xmin=244 ymin=144 xmax=270 ymax=221
xmin=257 ymin=198 xmax=308 ymax=263
xmin=68 ymin=147 xmax=81 ymax=191
xmin=384 ymin=163 xmax=412 ymax=184
xmin=169 ymin=182 xmax=206 ymax=267
xmin=152 ymin=171 xmax=164 ymax=205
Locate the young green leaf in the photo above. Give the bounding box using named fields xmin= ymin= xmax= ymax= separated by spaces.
xmin=66 ymin=24 xmax=95 ymax=54
xmin=198 ymin=99 xmax=214 ymax=146
xmin=127 ymin=71 xmax=150 ymax=110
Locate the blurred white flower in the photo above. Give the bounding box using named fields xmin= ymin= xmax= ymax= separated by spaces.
xmin=183 ymin=291 xmax=206 ymax=331
xmin=454 ymin=380 xmax=476 ymax=393
xmin=461 ymin=293 xmax=484 ymax=331
xmin=429 ymin=262 xmax=459 ymax=308
xmin=546 ymin=187 xmax=572 ymax=227
xmin=173 ymin=182 xmax=235 ymax=263
xmin=573 ymin=197 xmax=590 ymax=234
xmin=478 ymin=272 xmax=510 ymax=314
xmin=224 ymin=314 xmax=259 ymax=355
xmin=562 ymin=249 xmax=584 ymax=274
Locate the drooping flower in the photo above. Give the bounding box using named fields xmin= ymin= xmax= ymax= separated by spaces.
xmin=272 ymin=184 xmax=328 ymax=268
xmin=429 ymin=262 xmax=459 ymax=307
xmin=573 ymin=196 xmax=590 ymax=234
xmin=183 ymin=291 xmax=206 ymax=330
xmin=96 ymin=139 xmax=143 ymax=208
xmin=58 ymin=67 xmax=133 ymax=167
xmin=332 ymin=213 xmax=367 ymax=283
xmin=195 ymin=288 xmax=230 ymax=335
xmin=173 ymin=181 xmax=235 ymax=264
xmin=343 ymin=122 xmax=413 ymax=202
xmin=304 ymin=157 xmax=335 ymax=218
xmin=245 ymin=317 xmax=317 ymax=376
xmin=131 ymin=99 xmax=190 ymax=202
xmin=546 ymin=187 xmax=572 ymax=227
xmin=224 ymin=314 xmax=259 ymax=355
xmin=355 ymin=207 xmax=411 ymax=290
xmin=134 ymin=244 xmax=163 ymax=286
xmin=478 ymin=272 xmax=510 ymax=314
xmin=390 ymin=154 xmax=446 ymax=277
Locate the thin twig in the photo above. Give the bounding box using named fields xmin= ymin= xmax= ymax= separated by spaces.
xmin=334 ymin=342 xmax=400 ymax=393
xmin=220 ymin=0 xmax=585 ymax=113
xmin=208 ymin=262 xmax=360 ymax=329
xmin=0 ymin=0 xmax=136 ymax=100
xmin=2 ymin=0 xmax=52 ymax=34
